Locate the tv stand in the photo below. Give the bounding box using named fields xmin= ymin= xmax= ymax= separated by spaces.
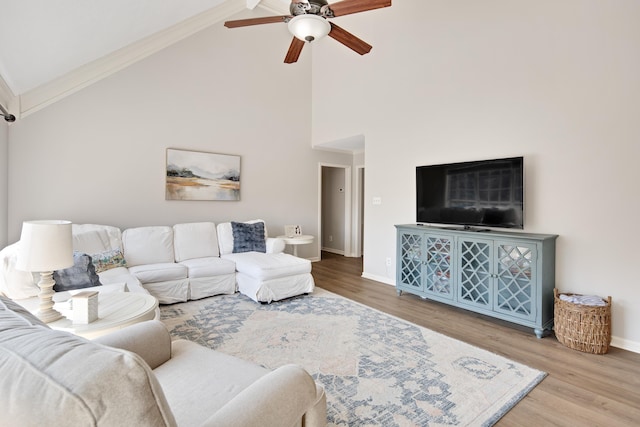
xmin=395 ymin=224 xmax=558 ymax=338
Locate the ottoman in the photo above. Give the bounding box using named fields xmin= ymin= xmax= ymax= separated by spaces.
xmin=222 ymin=252 xmax=314 ymax=303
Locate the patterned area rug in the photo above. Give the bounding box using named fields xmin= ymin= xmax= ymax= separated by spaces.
xmin=160 ymin=288 xmax=545 ymax=426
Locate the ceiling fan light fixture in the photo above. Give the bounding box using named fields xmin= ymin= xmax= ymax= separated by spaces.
xmin=288 ymin=14 xmax=331 ymax=42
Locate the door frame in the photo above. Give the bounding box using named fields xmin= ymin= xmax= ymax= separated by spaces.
xmin=318 ymin=163 xmax=352 ymax=258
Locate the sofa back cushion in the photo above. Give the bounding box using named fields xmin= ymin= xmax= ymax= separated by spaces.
xmin=0 ymin=242 xmax=39 ymax=299
xmin=217 ymin=220 xmax=268 ymax=256
xmin=122 ymin=226 xmax=175 ymax=267
xmin=0 ymin=296 xmax=177 ymax=427
xmin=173 ymin=222 xmax=219 ymax=261
xmin=72 ymin=224 xmax=123 ymax=254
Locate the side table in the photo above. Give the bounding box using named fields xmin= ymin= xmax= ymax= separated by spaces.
xmin=18 ymin=292 xmax=158 ymax=339
xmin=276 ymin=235 xmax=314 ymax=257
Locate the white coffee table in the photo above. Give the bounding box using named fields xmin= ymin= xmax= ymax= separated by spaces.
xmin=277 ymin=234 xmax=314 ymax=257
xmin=18 ymin=292 xmax=158 ymax=339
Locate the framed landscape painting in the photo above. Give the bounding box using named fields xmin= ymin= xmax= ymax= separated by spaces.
xmin=166 ymin=148 xmax=240 ymax=201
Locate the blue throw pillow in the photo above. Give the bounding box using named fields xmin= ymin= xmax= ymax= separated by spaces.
xmin=53 ymin=251 xmax=102 ymax=292
xmin=231 ymin=221 xmax=266 ymax=253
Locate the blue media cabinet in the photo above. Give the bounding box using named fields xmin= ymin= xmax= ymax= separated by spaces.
xmin=395 ymin=224 xmax=558 ymax=338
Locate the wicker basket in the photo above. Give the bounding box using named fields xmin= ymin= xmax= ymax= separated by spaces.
xmin=554 ymin=288 xmax=611 ymax=354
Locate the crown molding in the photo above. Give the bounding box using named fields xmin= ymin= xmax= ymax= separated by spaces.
xmin=0 ymin=75 xmax=17 ymax=120
xmin=19 ymin=0 xmax=250 ymax=117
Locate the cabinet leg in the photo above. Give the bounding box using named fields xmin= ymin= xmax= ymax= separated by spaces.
xmin=534 ymin=328 xmax=544 ymax=339
xmin=396 ymin=289 xmax=402 ymax=296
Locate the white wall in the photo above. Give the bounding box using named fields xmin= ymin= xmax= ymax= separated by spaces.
xmin=0 ymin=120 xmax=7 ymax=247
xmin=312 ymin=0 xmax=640 ymax=350
xmin=5 ymin=13 xmax=350 ymax=261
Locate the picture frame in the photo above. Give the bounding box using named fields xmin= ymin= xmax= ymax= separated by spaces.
xmin=166 ymin=148 xmax=240 ymax=201
xmin=284 ymin=225 xmax=302 ymax=237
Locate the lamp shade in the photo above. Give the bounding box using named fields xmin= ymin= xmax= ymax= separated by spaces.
xmin=16 ymin=220 xmax=73 ymax=272
xmin=288 ymin=14 xmax=331 ymax=42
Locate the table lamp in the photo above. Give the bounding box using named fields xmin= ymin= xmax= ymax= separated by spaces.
xmin=16 ymin=220 xmax=73 ymax=323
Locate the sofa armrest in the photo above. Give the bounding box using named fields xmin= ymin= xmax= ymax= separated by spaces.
xmin=200 ymin=364 xmax=325 ymax=427
xmin=266 ymin=237 xmax=285 ymax=254
xmin=94 ymin=320 xmax=172 ymax=369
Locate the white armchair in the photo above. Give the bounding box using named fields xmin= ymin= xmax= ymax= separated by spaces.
xmin=0 ymin=295 xmax=327 ymax=427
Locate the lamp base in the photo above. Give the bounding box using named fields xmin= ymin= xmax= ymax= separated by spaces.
xmin=36 ymin=271 xmax=64 ymax=323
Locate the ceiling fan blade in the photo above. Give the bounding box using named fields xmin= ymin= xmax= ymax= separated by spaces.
xmin=224 ymin=16 xmax=290 ymax=28
xmin=284 ymin=37 xmax=305 ymax=63
xmin=329 ymin=0 xmax=392 ymax=17
xmin=328 ymin=22 xmax=372 ymax=55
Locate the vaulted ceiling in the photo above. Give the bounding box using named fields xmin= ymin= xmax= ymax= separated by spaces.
xmin=0 ymin=0 xmax=290 ymax=117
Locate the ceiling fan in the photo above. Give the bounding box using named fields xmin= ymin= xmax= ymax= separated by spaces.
xmin=224 ymin=0 xmax=392 ymax=64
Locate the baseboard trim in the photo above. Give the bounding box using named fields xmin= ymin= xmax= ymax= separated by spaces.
xmin=611 ymin=336 xmax=640 ymax=354
xmin=321 ymin=247 xmax=345 ymax=256
xmin=356 ymin=275 xmax=639 ymax=354
xmin=360 ymin=272 xmax=395 ymax=286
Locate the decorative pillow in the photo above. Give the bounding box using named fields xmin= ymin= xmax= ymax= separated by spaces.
xmin=53 ymin=252 xmax=102 ymax=292
xmin=91 ymin=248 xmax=127 ymax=273
xmin=231 ymin=221 xmax=267 ymax=253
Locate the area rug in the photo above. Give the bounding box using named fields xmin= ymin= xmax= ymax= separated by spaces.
xmin=160 ymin=288 xmax=545 ymax=426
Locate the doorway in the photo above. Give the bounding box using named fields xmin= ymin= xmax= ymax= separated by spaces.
xmin=319 ymin=164 xmax=351 ymax=258
xmin=318 ymin=163 xmax=365 ymax=262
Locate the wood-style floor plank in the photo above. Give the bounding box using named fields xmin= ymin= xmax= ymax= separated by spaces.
xmin=311 ymin=252 xmax=640 ymax=426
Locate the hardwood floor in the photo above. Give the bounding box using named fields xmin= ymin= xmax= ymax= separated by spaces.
xmin=312 ymin=252 xmax=640 ymax=426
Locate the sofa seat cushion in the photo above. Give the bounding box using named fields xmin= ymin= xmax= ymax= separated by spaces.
xmin=129 ymin=263 xmax=188 ymax=284
xmin=153 ymin=339 xmax=268 ymax=427
xmin=0 ymin=299 xmax=176 ymax=427
xmin=97 ymin=266 xmax=150 ymax=295
xmin=179 ymin=257 xmax=236 ymax=278
xmin=222 ymin=252 xmax=311 ymax=280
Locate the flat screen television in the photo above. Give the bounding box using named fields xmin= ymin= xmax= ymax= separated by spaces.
xmin=416 ymin=157 xmax=524 ymax=229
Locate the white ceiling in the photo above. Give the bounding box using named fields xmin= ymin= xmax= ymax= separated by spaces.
xmin=0 ymin=0 xmax=364 ymax=152
xmin=0 ymin=0 xmax=289 ymax=96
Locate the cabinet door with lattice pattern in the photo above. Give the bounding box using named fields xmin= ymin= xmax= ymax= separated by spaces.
xmin=398 ymin=232 xmax=424 ymax=291
xmin=493 ymin=242 xmax=537 ymax=321
xmin=424 ymin=234 xmax=454 ymax=300
xmin=457 ymin=237 xmax=493 ymax=309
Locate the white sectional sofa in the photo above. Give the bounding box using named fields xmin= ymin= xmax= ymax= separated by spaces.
xmin=121 ymin=223 xmax=238 ymax=304
xmin=0 ymin=220 xmax=315 ymax=305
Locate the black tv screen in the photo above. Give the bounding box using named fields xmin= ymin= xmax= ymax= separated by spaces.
xmin=416 ymin=157 xmax=524 ymax=229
